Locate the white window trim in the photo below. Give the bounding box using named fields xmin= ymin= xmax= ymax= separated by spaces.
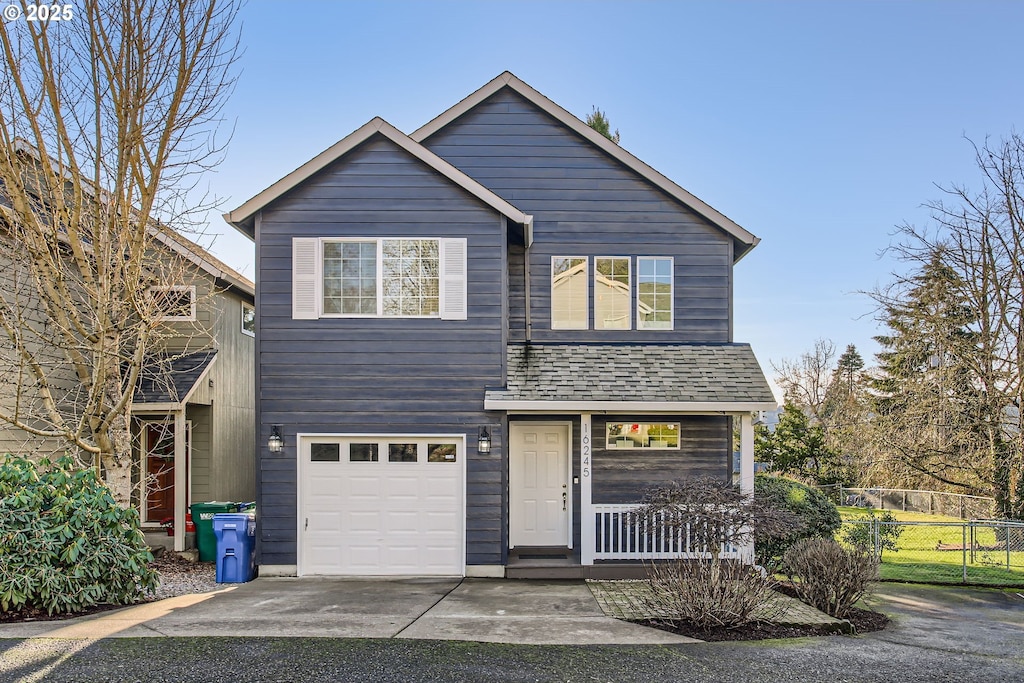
xmin=636 ymin=256 xmax=674 ymax=331
xmin=594 ymin=256 xmax=632 ymax=330
xmin=551 ymin=255 xmax=589 ymax=330
xmin=605 ymin=421 xmax=681 ymax=450
xmin=147 ymin=285 xmax=197 ymax=322
xmin=241 ymin=301 xmax=255 ymax=337
xmin=311 ymin=237 xmax=465 ymax=320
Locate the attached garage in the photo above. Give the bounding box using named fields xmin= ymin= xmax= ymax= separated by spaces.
xmin=298 ymin=434 xmax=465 ymax=576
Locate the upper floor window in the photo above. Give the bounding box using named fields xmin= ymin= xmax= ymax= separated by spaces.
xmin=147 ymin=285 xmax=196 ymax=322
xmin=551 ymin=257 xmax=588 ymax=329
xmin=291 ymin=237 xmax=466 ymax=320
xmin=241 ymin=302 xmax=255 ymax=336
xmin=595 ymin=257 xmax=631 ymax=329
xmin=637 ymin=257 xmax=673 ymax=330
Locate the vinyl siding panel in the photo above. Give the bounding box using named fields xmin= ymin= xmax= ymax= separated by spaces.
xmin=257 ymin=135 xmax=507 ymax=567
xmin=423 ymin=89 xmax=733 ymax=343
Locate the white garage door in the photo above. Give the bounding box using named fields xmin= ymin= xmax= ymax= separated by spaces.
xmin=299 ymin=435 xmax=465 ymax=576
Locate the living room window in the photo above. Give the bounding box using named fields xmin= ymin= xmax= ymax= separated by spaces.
xmin=606 ymin=422 xmax=680 ymax=449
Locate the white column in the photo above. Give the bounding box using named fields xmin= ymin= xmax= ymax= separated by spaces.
xmin=173 ymin=410 xmax=187 ymax=552
xmin=739 ymin=412 xmax=755 ymax=497
xmin=580 ymin=413 xmax=594 ymax=565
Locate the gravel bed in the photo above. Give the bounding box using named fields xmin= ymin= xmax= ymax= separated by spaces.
xmin=151 ymin=552 xmax=218 ymax=599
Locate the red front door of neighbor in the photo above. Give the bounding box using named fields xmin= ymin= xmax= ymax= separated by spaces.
xmin=145 ymin=423 xmax=175 ymax=522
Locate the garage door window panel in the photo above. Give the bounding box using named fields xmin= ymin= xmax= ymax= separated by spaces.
xmin=350 ymin=443 xmax=379 ymax=462
xmin=310 ymin=443 xmax=341 ymax=462
xmin=389 ymin=443 xmax=418 ymax=462
xmin=428 ymin=443 xmax=458 ymax=462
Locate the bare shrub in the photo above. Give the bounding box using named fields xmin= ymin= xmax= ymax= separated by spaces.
xmin=784 ymin=537 xmax=878 ymax=618
xmin=643 ymin=558 xmax=785 ymax=631
xmin=635 ymin=478 xmax=799 ymax=630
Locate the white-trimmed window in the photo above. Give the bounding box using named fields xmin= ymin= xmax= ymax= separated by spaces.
xmin=551 ymin=256 xmax=588 ymax=329
xmin=595 ymin=257 xmax=631 ymax=330
xmin=241 ymin=302 xmax=255 ymax=336
xmin=147 ymin=285 xmax=196 ymax=322
xmin=291 ymin=237 xmax=467 ymax=320
xmin=606 ymin=422 xmax=680 ymax=449
xmin=637 ymin=257 xmax=673 ymax=330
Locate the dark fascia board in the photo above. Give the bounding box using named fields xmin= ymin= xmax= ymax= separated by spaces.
xmin=223 ymin=117 xmax=531 ymax=240
xmin=412 ymin=72 xmax=760 ymax=263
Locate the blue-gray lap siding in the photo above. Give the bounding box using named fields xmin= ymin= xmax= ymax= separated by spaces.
xmin=421 ymin=88 xmax=734 ymax=344
xmin=256 ymin=135 xmax=508 ymax=567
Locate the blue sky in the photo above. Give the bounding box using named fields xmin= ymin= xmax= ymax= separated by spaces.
xmin=202 ymin=1 xmax=1024 ymax=394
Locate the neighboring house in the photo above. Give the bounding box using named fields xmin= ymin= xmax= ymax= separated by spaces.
xmin=0 ymin=190 xmax=256 ymax=553
xmin=128 ymin=230 xmax=256 ymax=551
xmin=225 ymin=72 xmax=776 ymax=578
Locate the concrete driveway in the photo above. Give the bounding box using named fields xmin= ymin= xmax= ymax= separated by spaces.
xmin=0 ymin=578 xmax=694 ymax=645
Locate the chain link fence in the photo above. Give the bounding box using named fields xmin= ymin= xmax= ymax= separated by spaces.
xmin=840 ymin=518 xmax=1024 ymax=587
xmin=836 ymin=486 xmax=994 ymax=519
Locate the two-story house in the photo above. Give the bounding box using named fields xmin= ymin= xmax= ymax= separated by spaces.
xmin=225 ymin=72 xmax=775 ymax=578
xmin=0 ymin=185 xmax=256 ymax=553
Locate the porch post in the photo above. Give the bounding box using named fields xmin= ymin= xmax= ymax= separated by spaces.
xmin=739 ymin=412 xmax=755 ymax=497
xmin=580 ymin=413 xmax=594 ymax=565
xmin=173 ymin=410 xmax=187 ymax=553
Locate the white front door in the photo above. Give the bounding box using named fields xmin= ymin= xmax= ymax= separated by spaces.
xmin=510 ymin=423 xmax=570 ymax=547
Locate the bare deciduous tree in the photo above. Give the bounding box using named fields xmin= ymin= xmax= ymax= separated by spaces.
xmin=879 ymin=134 xmax=1024 ymax=518
xmin=0 ymin=0 xmax=240 ymax=503
xmin=772 ymin=338 xmax=836 ymax=422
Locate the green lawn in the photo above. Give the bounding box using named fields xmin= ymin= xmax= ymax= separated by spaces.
xmin=837 ymin=507 xmax=1024 ymax=587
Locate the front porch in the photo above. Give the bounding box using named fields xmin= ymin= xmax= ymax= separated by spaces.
xmin=485 ymin=343 xmax=776 ymax=578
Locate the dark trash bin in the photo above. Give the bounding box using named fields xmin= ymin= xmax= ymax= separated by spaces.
xmin=190 ymin=502 xmax=238 ymax=562
xmin=213 ymin=512 xmax=256 ymax=583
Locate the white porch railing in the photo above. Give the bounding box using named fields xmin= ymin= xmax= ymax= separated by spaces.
xmin=592 ymin=504 xmax=746 ymax=561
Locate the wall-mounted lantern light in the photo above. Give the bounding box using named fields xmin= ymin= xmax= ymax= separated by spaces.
xmin=268 ymin=425 xmax=283 ymax=453
xmin=478 ymin=426 xmax=492 ymax=455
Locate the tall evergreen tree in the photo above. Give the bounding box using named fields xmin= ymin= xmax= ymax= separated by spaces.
xmin=868 ymin=251 xmax=996 ymax=496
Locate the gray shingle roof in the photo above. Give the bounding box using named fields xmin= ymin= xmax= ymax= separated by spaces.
xmin=134 ymin=349 xmax=217 ymax=405
xmin=486 ymin=344 xmax=775 ymax=405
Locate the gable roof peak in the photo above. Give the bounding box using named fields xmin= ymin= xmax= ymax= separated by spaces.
xmin=412 ymin=72 xmax=760 ymax=262
xmin=224 ymin=116 xmax=529 ymax=238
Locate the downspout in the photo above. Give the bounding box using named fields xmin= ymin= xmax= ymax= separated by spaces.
xmin=523 ymin=215 xmax=534 ymax=343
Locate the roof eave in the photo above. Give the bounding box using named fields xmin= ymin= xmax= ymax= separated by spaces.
xmin=483 ymin=399 xmax=778 ymax=413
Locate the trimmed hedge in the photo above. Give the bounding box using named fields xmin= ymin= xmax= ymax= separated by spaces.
xmin=755 ymin=474 xmax=842 ymax=564
xmin=0 ymin=455 xmax=158 ymax=615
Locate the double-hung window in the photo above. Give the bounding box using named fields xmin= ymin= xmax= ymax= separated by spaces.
xmin=292 ymin=237 xmax=466 ymax=320
xmin=637 ymin=257 xmax=673 ymax=330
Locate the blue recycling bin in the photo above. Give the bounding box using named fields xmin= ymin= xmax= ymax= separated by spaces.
xmin=212 ymin=512 xmax=256 ymax=583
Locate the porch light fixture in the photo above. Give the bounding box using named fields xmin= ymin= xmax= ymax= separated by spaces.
xmin=477 ymin=426 xmax=492 ymax=455
xmin=268 ymin=426 xmax=283 ymax=453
